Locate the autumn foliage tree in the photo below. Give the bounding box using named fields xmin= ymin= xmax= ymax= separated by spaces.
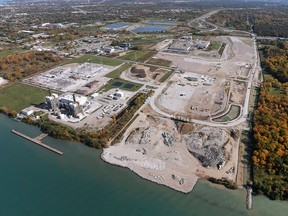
xmin=0 ymin=51 xmax=62 ymax=81
xmin=252 ymin=41 xmax=288 ymax=200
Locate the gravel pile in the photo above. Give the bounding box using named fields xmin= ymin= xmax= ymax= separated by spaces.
xmin=162 ymin=132 xmax=177 ymax=146
xmin=184 ymin=127 xmax=228 ymax=168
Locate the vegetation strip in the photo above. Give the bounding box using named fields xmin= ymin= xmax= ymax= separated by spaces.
xmin=251 ymin=40 xmax=288 ymax=200
xmin=105 ymin=63 xmax=133 ymax=78
xmin=63 ymin=55 xmax=122 ymax=66
xmin=98 ymin=78 xmax=143 ymax=92
xmin=118 ymin=51 xmax=156 ymax=62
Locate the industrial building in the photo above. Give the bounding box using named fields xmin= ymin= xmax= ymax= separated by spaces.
xmin=102 ymin=47 xmax=115 ymax=53
xmin=167 ymin=36 xmax=193 ymax=53
xmin=46 ymin=93 xmax=88 ymax=118
xmin=120 ymin=43 xmax=132 ymax=50
xmin=45 ymin=93 xmax=60 ymax=112
xmin=41 ymin=23 xmax=64 ymax=28
xmin=24 ymin=63 xmax=113 ymax=93
xmin=195 ymin=40 xmax=211 ymax=50
xmin=166 ymin=36 xmax=211 ymax=53
xmin=20 ymin=108 xmax=34 ymax=116
xmin=108 ymin=90 xmax=124 ymax=100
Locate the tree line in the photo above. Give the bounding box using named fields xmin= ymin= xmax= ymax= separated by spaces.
xmin=259 ymin=40 xmax=288 ymax=83
xmin=0 ymin=51 xmax=62 ymax=81
xmin=252 ymin=40 xmax=288 ymax=200
xmin=208 ymin=8 xmax=288 ymax=37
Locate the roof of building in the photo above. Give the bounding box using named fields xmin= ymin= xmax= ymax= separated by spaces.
xmin=196 ymin=40 xmax=210 ymax=49
xmin=59 ymin=94 xmax=87 ymax=106
xmin=168 ymin=39 xmax=193 ymax=51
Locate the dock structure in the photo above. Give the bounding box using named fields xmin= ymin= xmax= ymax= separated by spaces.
xmin=246 ymin=186 xmax=253 ymax=210
xmin=12 ymin=129 xmax=63 ymax=155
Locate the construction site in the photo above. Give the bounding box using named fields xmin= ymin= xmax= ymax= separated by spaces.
xmin=103 ymin=105 xmax=241 ymax=193
xmin=152 ymin=36 xmax=254 ymax=122
xmin=163 ymin=35 xmax=226 ymax=58
xmin=156 ymin=72 xmax=228 ymax=119
xmin=102 ymin=34 xmax=259 ymax=193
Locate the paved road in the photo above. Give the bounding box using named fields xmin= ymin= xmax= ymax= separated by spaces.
xmin=187 ymin=10 xmax=220 ymax=29
xmin=256 ymin=36 xmax=288 ymax=41
xmin=188 ymin=9 xmax=251 ymax=37
xmin=241 ymin=36 xmax=259 ymax=118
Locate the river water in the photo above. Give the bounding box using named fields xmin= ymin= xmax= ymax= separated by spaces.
xmin=0 ymin=114 xmax=287 ymax=216
xmin=0 ymin=0 xmax=11 ymax=4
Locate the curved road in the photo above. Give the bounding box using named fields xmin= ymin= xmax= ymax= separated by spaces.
xmin=148 ymin=11 xmax=261 ymax=128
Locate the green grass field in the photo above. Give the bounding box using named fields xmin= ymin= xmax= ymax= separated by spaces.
xmin=209 ymin=42 xmax=222 ymax=50
xmin=159 ymin=70 xmax=174 ymax=83
xmin=105 ymin=63 xmax=132 ymax=78
xmin=0 ymin=50 xmax=14 ymax=57
xmin=118 ymin=51 xmax=155 ymax=62
xmin=64 ymin=55 xmax=122 ymax=66
xmin=0 ymin=49 xmax=25 ymax=58
xmin=269 ymin=86 xmax=285 ymax=96
xmin=129 ymin=38 xmax=161 ymax=45
xmin=147 ymin=58 xmax=172 ymax=67
xmin=98 ymin=78 xmax=143 ymax=93
xmin=213 ymin=105 xmax=240 ymax=122
xmin=0 ymin=83 xmax=49 ymax=112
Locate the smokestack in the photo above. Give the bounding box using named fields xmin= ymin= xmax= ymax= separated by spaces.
xmin=73 ymin=94 xmax=76 ymax=103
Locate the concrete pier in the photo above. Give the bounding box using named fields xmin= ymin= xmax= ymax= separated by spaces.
xmin=246 ymin=186 xmax=253 ymax=210
xmin=12 ymin=130 xmax=63 ymax=155
xmin=35 ymin=133 xmax=48 ymax=141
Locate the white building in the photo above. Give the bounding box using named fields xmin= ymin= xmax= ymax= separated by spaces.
xmin=102 ymin=47 xmax=115 ymax=53
xmin=21 ymin=109 xmax=34 ymax=116
xmin=91 ymin=93 xmax=99 ymax=98
xmin=196 ymin=40 xmax=211 ymax=50
xmin=59 ymin=94 xmax=87 ymax=106
xmin=42 ymin=23 xmax=64 ymax=28
xmin=114 ymin=91 xmax=124 ymax=98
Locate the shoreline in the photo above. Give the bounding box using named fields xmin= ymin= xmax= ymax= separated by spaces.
xmin=0 ymin=113 xmax=243 ymax=195
xmin=101 ymin=149 xmax=199 ymax=193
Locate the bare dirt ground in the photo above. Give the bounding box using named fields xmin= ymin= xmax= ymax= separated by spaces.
xmin=128 ymin=64 xmax=170 ymax=83
xmin=153 ymin=36 xmax=253 ymax=121
xmin=229 ymin=81 xmax=247 ymax=105
xmin=151 ymin=39 xmax=173 ymax=51
xmin=102 ymin=36 xmax=253 ymax=192
xmin=102 ymin=105 xmax=241 ymax=193
xmin=156 ymin=72 xmax=228 ymax=119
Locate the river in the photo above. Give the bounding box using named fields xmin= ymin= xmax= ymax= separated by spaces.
xmin=0 ymin=0 xmax=11 ymax=4
xmin=0 ymin=114 xmax=287 ymax=216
